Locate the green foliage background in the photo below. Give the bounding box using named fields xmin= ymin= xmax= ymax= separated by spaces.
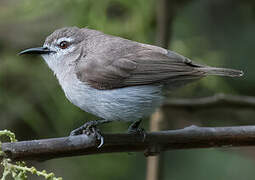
xmin=0 ymin=0 xmax=255 ymax=179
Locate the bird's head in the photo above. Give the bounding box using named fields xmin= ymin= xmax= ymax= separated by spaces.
xmin=19 ymin=27 xmax=87 ymax=74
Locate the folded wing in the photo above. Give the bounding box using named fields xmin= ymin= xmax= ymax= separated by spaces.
xmin=76 ymin=41 xmax=242 ymax=90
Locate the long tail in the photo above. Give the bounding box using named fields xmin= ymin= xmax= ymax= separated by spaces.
xmin=197 ymin=66 xmax=244 ymax=77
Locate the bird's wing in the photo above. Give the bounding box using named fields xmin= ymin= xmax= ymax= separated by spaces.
xmin=76 ymin=42 xmax=206 ymax=90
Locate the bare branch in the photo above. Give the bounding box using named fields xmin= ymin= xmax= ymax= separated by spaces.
xmin=1 ymin=94 xmax=255 ymax=161
xmin=163 ymin=94 xmax=255 ymax=110
xmin=2 ymin=125 xmax=255 ymax=161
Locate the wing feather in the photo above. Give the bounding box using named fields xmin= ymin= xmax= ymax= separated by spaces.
xmin=76 ymin=40 xmax=206 ymax=90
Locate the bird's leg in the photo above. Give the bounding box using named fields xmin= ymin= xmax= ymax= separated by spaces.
xmin=70 ymin=119 xmax=112 ymax=148
xmin=127 ymin=120 xmax=146 ymax=141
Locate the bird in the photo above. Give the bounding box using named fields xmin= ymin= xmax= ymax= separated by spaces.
xmin=19 ymin=27 xmax=243 ymax=147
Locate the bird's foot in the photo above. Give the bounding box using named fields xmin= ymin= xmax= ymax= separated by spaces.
xmin=127 ymin=120 xmax=146 ymax=141
xmin=70 ymin=120 xmax=110 ymax=148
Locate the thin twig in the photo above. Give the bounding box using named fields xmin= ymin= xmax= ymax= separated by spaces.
xmin=163 ymin=94 xmax=255 ymax=109
xmin=2 ymin=125 xmax=255 ymax=161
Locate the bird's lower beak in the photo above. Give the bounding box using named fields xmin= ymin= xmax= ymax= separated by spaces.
xmin=19 ymin=47 xmax=54 ymax=55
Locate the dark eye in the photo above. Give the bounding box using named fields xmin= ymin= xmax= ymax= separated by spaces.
xmin=58 ymin=41 xmax=69 ymax=49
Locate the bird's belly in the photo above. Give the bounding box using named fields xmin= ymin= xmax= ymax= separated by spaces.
xmin=62 ymin=79 xmax=163 ymax=121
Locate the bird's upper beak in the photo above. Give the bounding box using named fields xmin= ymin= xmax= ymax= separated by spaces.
xmin=19 ymin=47 xmax=54 ymax=55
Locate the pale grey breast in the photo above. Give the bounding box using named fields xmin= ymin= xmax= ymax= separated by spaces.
xmin=60 ymin=71 xmax=163 ymax=121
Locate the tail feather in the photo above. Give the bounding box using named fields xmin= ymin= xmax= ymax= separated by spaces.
xmin=198 ymin=66 xmax=244 ymax=77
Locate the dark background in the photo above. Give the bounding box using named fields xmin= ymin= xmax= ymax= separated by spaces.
xmin=0 ymin=0 xmax=255 ymax=179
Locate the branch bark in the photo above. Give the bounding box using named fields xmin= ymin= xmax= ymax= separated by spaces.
xmin=2 ymin=125 xmax=255 ymax=161
xmin=163 ymin=94 xmax=255 ymax=109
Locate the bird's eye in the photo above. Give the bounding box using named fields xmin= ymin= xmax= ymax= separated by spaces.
xmin=58 ymin=41 xmax=69 ymax=49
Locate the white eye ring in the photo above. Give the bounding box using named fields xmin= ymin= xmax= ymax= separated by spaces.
xmin=58 ymin=41 xmax=69 ymax=49
xmin=56 ymin=37 xmax=73 ymax=49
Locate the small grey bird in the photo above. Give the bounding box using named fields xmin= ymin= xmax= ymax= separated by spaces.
xmin=19 ymin=27 xmax=243 ymax=145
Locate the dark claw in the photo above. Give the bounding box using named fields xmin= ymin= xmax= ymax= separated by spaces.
xmin=90 ymin=126 xmax=104 ymax=148
xmin=128 ymin=120 xmax=146 ymax=141
xmin=70 ymin=128 xmax=83 ymax=136
xmin=69 ymin=120 xmax=105 ymax=148
xmin=129 ymin=127 xmax=146 ymax=141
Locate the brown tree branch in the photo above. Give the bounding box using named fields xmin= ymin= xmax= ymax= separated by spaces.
xmin=163 ymin=94 xmax=255 ymax=110
xmin=1 ymin=94 xmax=255 ymax=162
xmin=2 ymin=125 xmax=255 ymax=161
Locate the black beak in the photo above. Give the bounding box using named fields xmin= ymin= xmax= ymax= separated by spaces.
xmin=19 ymin=47 xmax=54 ymax=55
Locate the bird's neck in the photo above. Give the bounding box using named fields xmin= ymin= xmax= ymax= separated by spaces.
xmin=54 ymin=62 xmax=77 ymax=86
